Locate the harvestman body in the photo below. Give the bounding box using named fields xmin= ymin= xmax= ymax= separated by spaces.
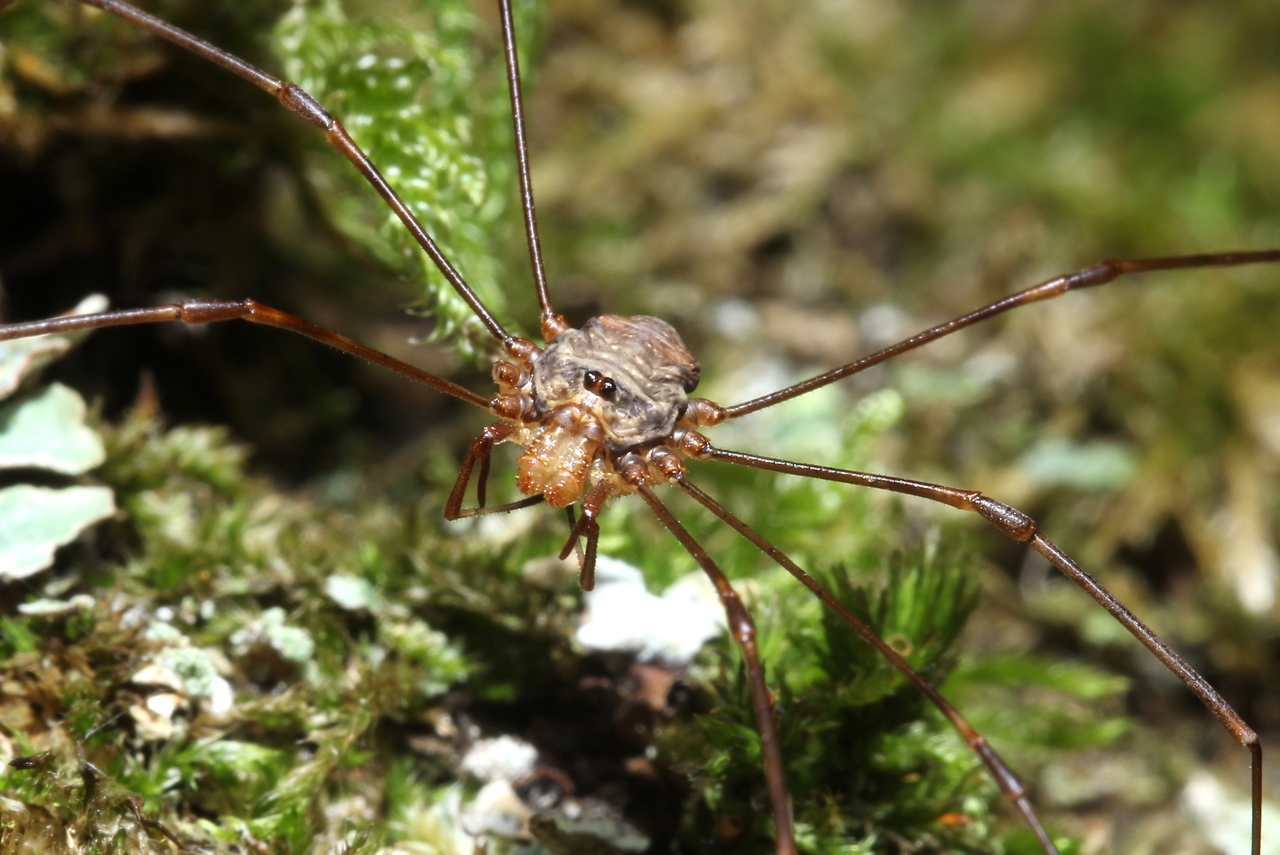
xmin=5 ymin=0 xmax=1279 ymax=852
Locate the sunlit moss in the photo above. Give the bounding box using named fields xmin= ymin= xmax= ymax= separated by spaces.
xmin=272 ymin=0 xmax=544 ymax=357
xmin=3 ymin=0 xmax=1275 ymax=853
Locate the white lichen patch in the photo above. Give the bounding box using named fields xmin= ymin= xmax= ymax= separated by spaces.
xmin=460 ymin=780 xmax=531 ymax=839
xmin=459 ymin=736 xmax=538 ymax=784
xmin=17 ymin=594 xmax=94 ymax=616
xmin=131 ymin=629 xmax=236 ymax=720
xmin=231 ymin=606 xmax=316 ymax=664
xmin=576 ymin=557 xmax=724 ymax=664
xmin=325 ymin=573 xmax=380 ymax=611
xmin=1182 ymin=770 xmax=1280 ymax=855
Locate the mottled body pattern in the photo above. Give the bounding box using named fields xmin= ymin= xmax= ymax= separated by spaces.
xmin=492 ymin=314 xmax=710 ymax=508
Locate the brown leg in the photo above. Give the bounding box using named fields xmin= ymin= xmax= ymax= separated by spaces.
xmin=707 ymin=445 xmax=1262 ymax=855
xmin=494 ymin=0 xmax=566 ymax=342
xmin=723 ymin=251 xmax=1280 ymax=418
xmin=564 ymin=506 xmax=585 ymax=564
xmin=637 ymin=485 xmax=798 ymax=855
xmin=70 ymin=0 xmax=519 ymax=351
xmin=0 ymin=299 xmax=489 ymax=408
xmin=557 ymin=483 xmax=610 ymax=591
xmin=445 ymin=423 xmax=545 ymax=520
xmin=580 ymin=521 xmax=600 ymax=593
xmin=676 ymin=477 xmax=1061 ymax=854
xmin=477 ymin=453 xmax=494 ymax=509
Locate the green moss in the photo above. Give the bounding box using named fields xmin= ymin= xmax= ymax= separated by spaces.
xmin=3 ymin=0 xmax=1276 ymax=854
xmin=272 ymin=0 xmax=544 ymax=356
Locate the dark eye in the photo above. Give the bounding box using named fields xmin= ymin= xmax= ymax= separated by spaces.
xmin=583 ymin=369 xmax=617 ymax=400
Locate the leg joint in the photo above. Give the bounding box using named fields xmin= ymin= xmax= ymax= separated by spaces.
xmin=718 ymin=588 xmax=756 ymax=645
xmin=177 ymin=299 xmax=250 ymax=324
xmin=1066 ymin=260 xmax=1123 ymax=291
xmin=973 ymin=495 xmax=1037 ymax=541
xmin=479 ymin=422 xmax=516 ymax=448
xmin=279 ymin=83 xmax=335 ymax=131
xmin=972 ymin=737 xmax=1027 ymax=800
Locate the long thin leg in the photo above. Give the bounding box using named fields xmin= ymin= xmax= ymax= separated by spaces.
xmin=447 ymin=424 xmax=514 ymax=518
xmin=450 ymin=495 xmax=545 ymax=519
xmin=0 ymin=299 xmax=489 ymax=409
xmin=71 ymin=0 xmax=517 ymax=350
xmin=705 ymin=445 xmax=1263 ymax=855
xmin=557 ymin=483 xmax=609 ymax=590
xmin=560 ymin=503 xmax=602 ymax=591
xmin=636 ymin=485 xmax=797 ymax=855
xmin=564 ymin=506 xmax=585 ymax=564
xmin=445 ymin=423 xmax=547 ymax=519
xmin=724 ymin=251 xmax=1280 ymax=418
xmin=495 ymin=0 xmax=565 ymax=343
xmin=676 ymin=477 xmax=1060 ymax=854
xmin=580 ymin=520 xmax=599 ymax=592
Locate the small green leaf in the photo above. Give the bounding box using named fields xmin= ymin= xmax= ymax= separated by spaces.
xmin=0 ymin=295 xmax=107 ymax=399
xmin=1019 ymin=438 xmax=1138 ymax=491
xmin=949 ymin=654 xmax=1130 ymax=701
xmin=0 ymin=383 xmax=105 ymax=475
xmin=325 ymin=573 xmax=379 ymax=611
xmin=0 ymin=484 xmax=115 ymax=580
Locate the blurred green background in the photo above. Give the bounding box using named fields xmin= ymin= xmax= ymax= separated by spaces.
xmin=2 ymin=0 xmax=1279 ymax=852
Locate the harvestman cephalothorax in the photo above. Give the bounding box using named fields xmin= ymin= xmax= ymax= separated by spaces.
xmin=2 ymin=1 xmax=1278 ymax=852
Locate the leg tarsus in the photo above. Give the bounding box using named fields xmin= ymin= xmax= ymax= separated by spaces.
xmin=676 ymin=476 xmax=1060 ymax=854
xmin=724 ymin=249 xmax=1280 ymax=418
xmin=705 ymin=446 xmax=1261 ymax=853
xmin=1029 ymin=532 xmax=1262 ymax=851
xmin=1251 ymin=734 xmax=1264 ymax=855
xmin=637 ymin=485 xmax=798 ymax=855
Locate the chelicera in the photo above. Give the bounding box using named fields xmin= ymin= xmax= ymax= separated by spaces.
xmin=2 ymin=0 xmax=1277 ymax=853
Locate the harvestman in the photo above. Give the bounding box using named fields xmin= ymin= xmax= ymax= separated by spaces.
xmin=4 ymin=0 xmax=1277 ymax=852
